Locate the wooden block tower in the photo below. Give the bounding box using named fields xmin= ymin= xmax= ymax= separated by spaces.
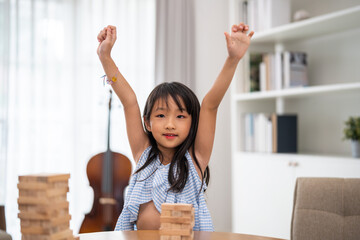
xmin=159 ymin=203 xmax=195 ymax=240
xmin=17 ymin=173 xmax=78 ymax=240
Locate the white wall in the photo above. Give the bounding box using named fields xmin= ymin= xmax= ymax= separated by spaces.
xmin=194 ymin=0 xmax=232 ymax=232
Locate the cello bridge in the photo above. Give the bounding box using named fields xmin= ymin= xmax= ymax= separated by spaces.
xmin=99 ymin=197 xmax=117 ymax=205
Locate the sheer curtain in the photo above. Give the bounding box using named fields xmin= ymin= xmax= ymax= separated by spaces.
xmin=155 ymin=0 xmax=195 ymax=89
xmin=0 ymin=0 xmax=10 ymax=209
xmin=0 ymin=0 xmax=155 ymax=238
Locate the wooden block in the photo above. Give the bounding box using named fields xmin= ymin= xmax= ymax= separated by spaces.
xmin=181 ymin=210 xmax=193 ymax=218
xmin=21 ymin=222 xmax=69 ymax=234
xmin=50 ymin=214 xmax=72 ymax=226
xmin=56 ymin=236 xmax=75 ymax=240
xmin=162 ymin=210 xmax=171 ymax=216
xmin=18 ymin=210 xmax=71 ymax=221
xmin=22 ymin=229 xmax=73 ymax=240
xmin=20 ymin=214 xmax=71 ymax=228
xmin=19 ymin=207 xmax=69 ymax=219
xmin=18 ymin=196 xmax=67 ymax=205
xmin=171 ymin=223 xmax=182 ymax=230
xmin=181 ymin=211 xmax=190 ymax=217
xmin=160 ymin=236 xmax=171 ymax=240
xmin=51 ymin=229 xmax=73 ymax=239
xmin=181 ymin=232 xmax=194 ymax=240
xmin=19 ymin=187 xmax=69 ymax=198
xmin=18 ymin=182 xmax=51 ymax=190
xmin=53 ymin=229 xmax=74 ymax=240
xmin=19 ymin=212 xmax=52 ymax=220
xmin=160 ymin=216 xmax=192 ymax=224
xmin=161 ymin=203 xmax=193 ymax=212
xmin=171 ymin=211 xmax=182 ymax=217
xmin=181 ymin=223 xmax=193 ymax=230
xmin=18 ymin=181 xmax=69 ymax=190
xmin=170 ymin=236 xmax=181 ymax=240
xmin=160 ymin=223 xmax=172 ymax=229
xmin=19 ymin=174 xmax=70 ymax=183
xmin=19 ymin=201 xmax=69 ymax=216
xmin=159 ymin=229 xmax=192 ymax=237
xmin=63 ymin=237 xmax=76 ymax=240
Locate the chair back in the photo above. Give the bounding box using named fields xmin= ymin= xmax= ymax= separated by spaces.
xmin=291 ymin=178 xmax=360 ymax=240
xmin=0 ymin=205 xmax=5 ymax=231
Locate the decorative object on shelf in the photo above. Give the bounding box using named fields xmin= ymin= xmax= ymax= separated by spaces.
xmin=343 ymin=116 xmax=360 ymax=158
xmin=293 ymin=10 xmax=310 ymax=22
xmin=352 ymin=141 xmax=360 ymax=159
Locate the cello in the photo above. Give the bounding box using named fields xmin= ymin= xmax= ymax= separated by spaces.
xmin=80 ymin=90 xmax=132 ymax=233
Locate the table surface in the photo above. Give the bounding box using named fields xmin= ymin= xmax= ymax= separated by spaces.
xmin=78 ymin=230 xmax=285 ymax=240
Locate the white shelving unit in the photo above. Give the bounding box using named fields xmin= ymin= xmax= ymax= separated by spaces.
xmin=234 ymin=82 xmax=360 ymax=101
xmin=230 ymin=2 xmax=360 ymax=239
xmin=250 ymin=6 xmax=360 ymax=44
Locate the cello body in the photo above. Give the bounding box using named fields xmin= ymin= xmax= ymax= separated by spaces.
xmin=80 ymin=151 xmax=132 ymax=232
xmin=80 ymin=90 xmax=132 ymax=233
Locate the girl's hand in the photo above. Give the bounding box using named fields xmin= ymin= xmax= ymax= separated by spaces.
xmin=224 ymin=23 xmax=254 ymax=61
xmin=97 ymin=25 xmax=117 ymax=59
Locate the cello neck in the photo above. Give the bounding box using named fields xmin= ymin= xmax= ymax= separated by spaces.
xmin=102 ymin=90 xmax=113 ymax=195
xmin=106 ymin=90 xmax=112 ymax=152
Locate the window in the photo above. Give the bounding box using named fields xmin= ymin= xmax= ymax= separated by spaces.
xmin=0 ymin=0 xmax=155 ymax=238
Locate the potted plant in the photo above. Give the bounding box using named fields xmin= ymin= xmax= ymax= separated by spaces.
xmin=343 ymin=116 xmax=360 ymax=158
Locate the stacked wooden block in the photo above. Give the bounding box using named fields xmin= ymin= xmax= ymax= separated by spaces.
xmin=159 ymin=203 xmax=195 ymax=240
xmin=17 ymin=173 xmax=77 ymax=240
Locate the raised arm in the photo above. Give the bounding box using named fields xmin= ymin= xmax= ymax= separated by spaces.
xmin=194 ymin=23 xmax=254 ymax=170
xmin=97 ymin=26 xmax=149 ymax=162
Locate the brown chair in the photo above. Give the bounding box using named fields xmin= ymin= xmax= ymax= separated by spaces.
xmin=291 ymin=178 xmax=360 ymax=240
xmin=0 ymin=206 xmax=11 ymax=240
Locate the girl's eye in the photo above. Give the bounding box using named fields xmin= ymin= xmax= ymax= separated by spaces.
xmin=177 ymin=115 xmax=185 ymax=119
xmin=156 ymin=114 xmax=165 ymax=118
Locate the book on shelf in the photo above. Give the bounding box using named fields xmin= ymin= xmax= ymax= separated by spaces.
xmin=244 ymin=52 xmax=279 ymax=92
xmin=239 ymin=0 xmax=291 ymax=32
xmin=283 ymin=51 xmax=308 ymax=88
xmin=244 ymin=114 xmax=255 ymax=152
xmin=242 ymin=113 xmax=297 ymax=153
xmin=242 ymin=51 xmax=308 ymax=93
xmin=272 ymin=114 xmax=298 ymax=153
xmin=243 ymin=113 xmax=272 ymax=153
xmin=249 ymin=53 xmax=262 ymax=92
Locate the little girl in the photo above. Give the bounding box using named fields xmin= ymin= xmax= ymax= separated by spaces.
xmin=97 ymin=23 xmax=253 ymax=231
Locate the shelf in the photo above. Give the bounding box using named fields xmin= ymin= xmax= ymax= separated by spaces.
xmin=251 ymin=6 xmax=360 ymax=44
xmin=235 ymin=151 xmax=359 ymax=162
xmin=233 ymin=82 xmax=360 ymax=102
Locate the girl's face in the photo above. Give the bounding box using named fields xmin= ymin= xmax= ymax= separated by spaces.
xmin=145 ymin=96 xmax=192 ymax=155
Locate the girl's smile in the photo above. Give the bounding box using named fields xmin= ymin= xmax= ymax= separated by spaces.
xmin=163 ymin=133 xmax=178 ymax=139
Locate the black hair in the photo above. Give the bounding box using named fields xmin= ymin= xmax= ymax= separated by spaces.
xmin=135 ymin=82 xmax=210 ymax=193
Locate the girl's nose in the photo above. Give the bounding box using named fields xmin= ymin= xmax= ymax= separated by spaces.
xmin=165 ymin=118 xmax=175 ymax=130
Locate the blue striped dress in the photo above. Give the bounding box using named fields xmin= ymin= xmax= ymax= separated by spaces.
xmin=114 ymin=146 xmax=214 ymax=231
